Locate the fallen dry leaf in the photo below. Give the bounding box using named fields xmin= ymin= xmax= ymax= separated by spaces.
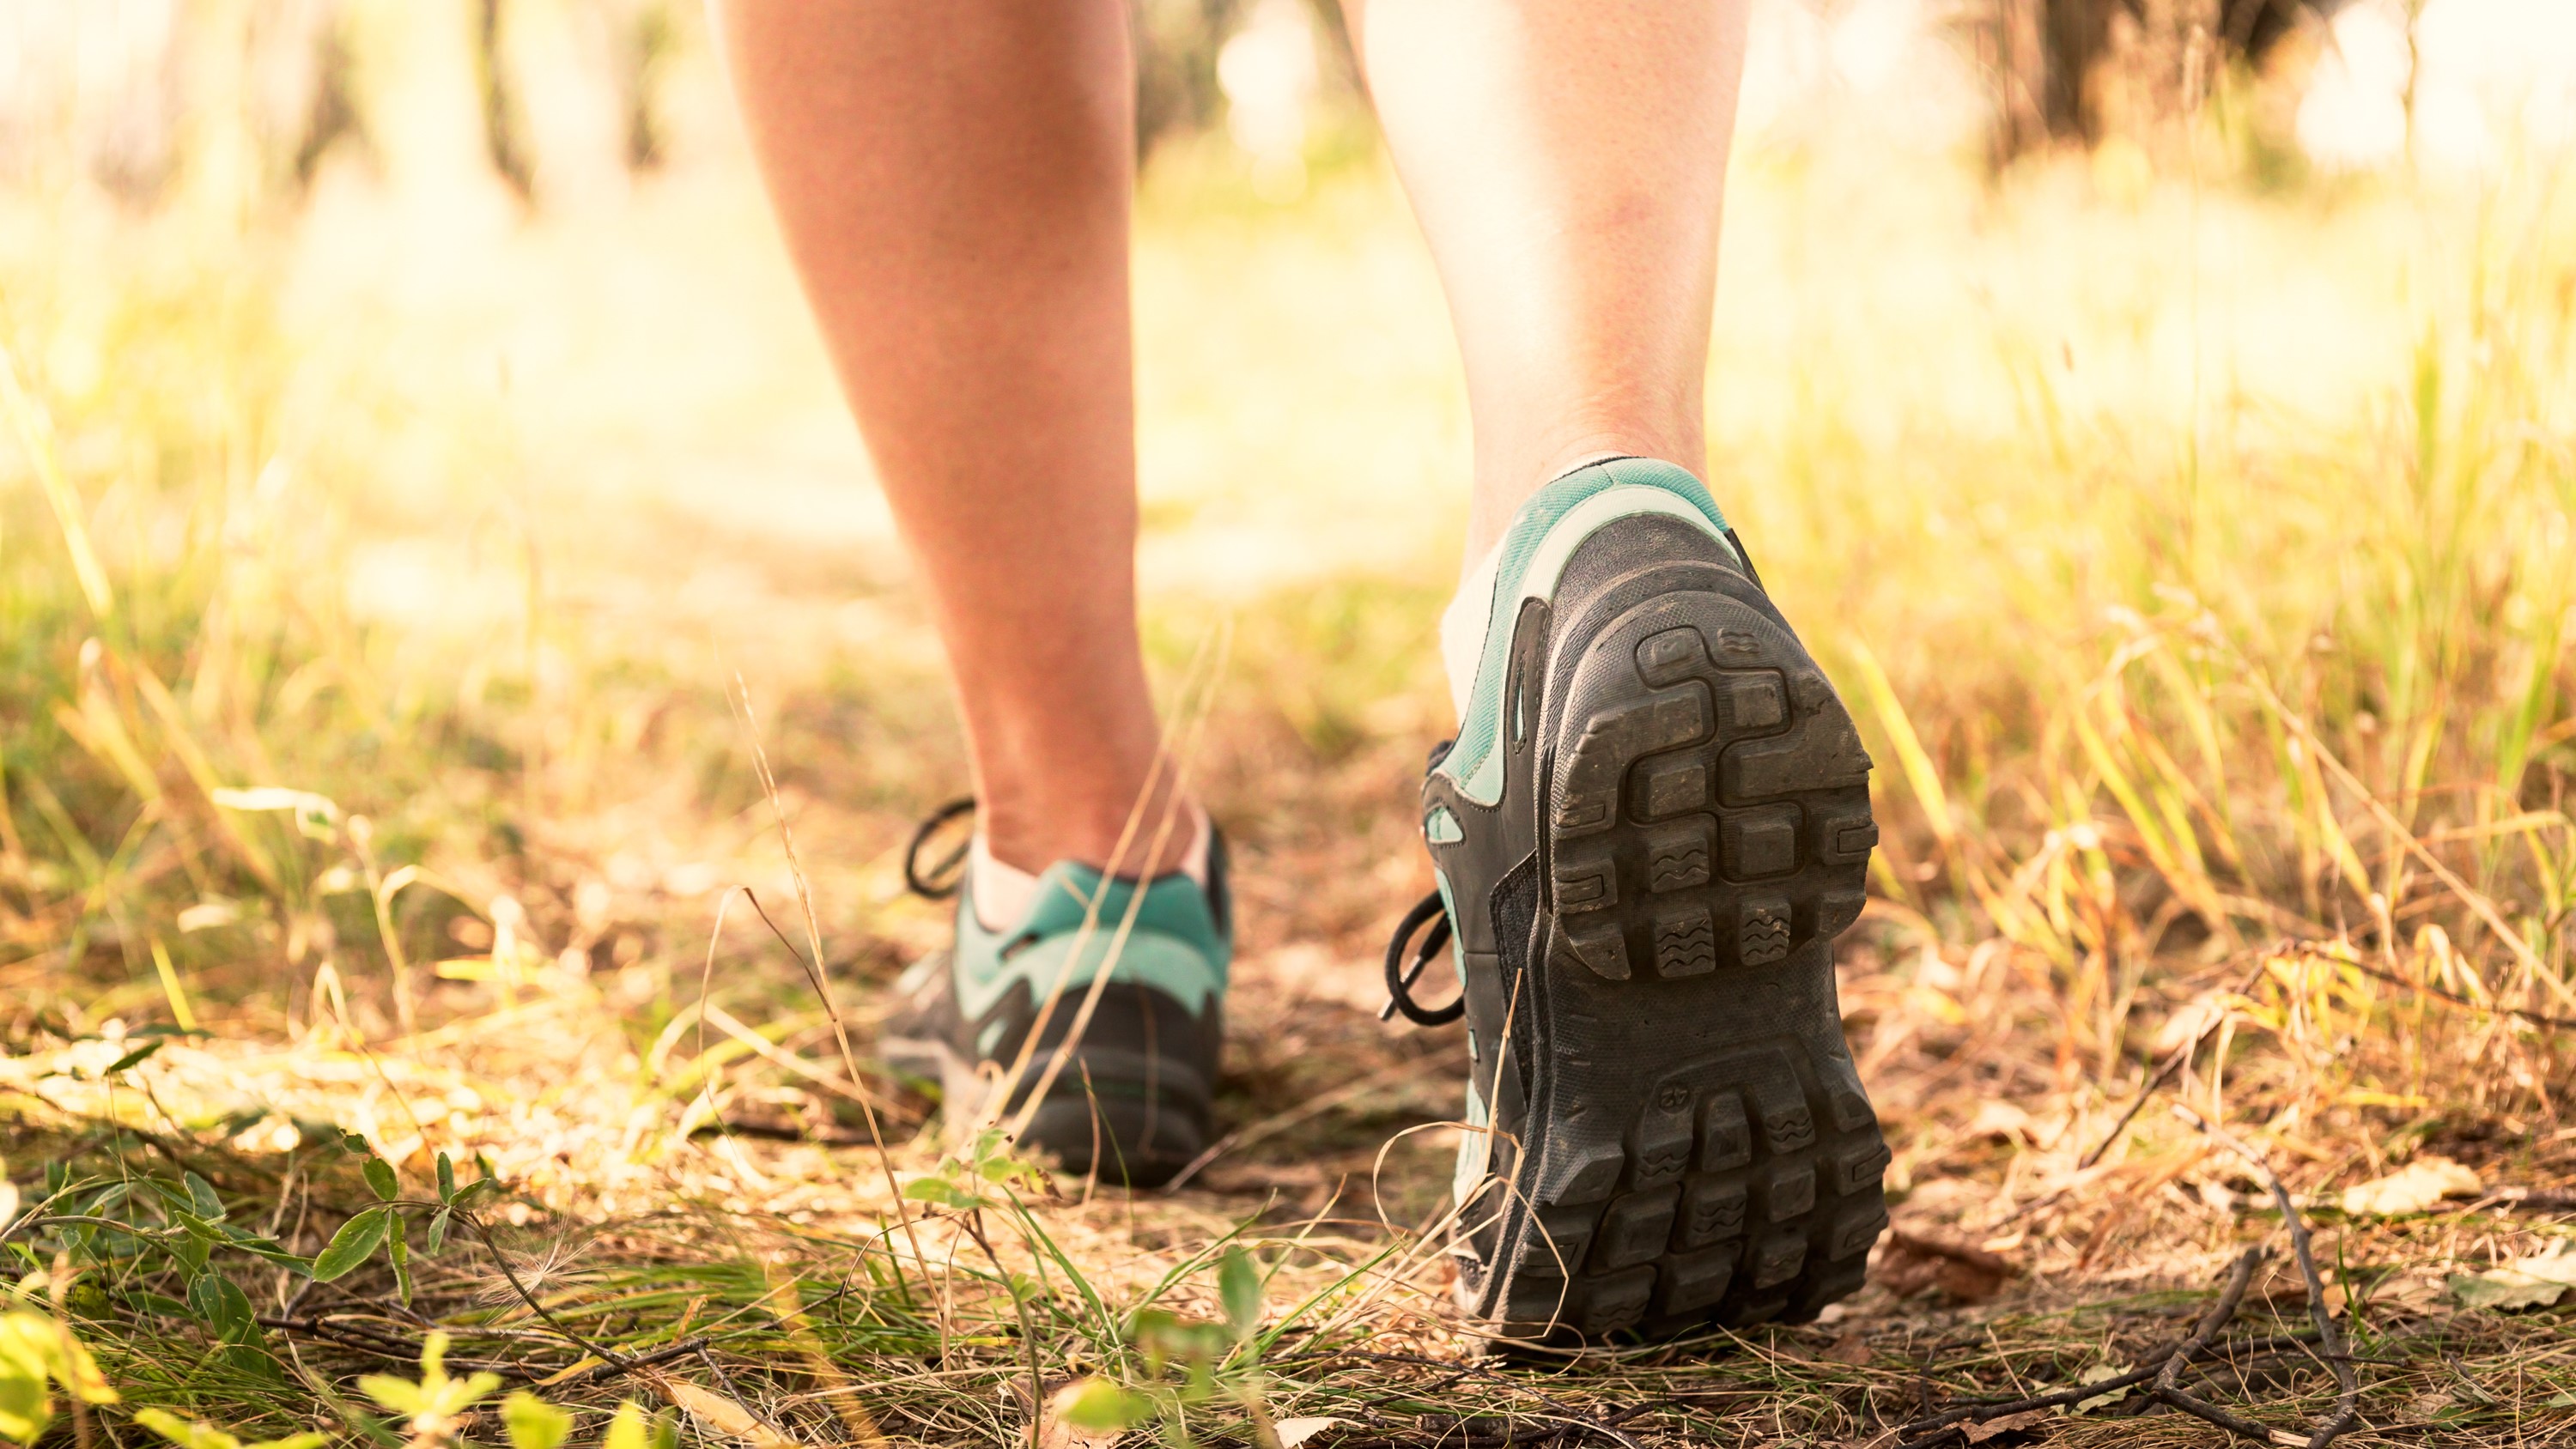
xmin=2154 ymin=990 xmax=2239 ymax=1053
xmin=2447 ymin=1270 xmax=2567 ymax=1312
xmin=1825 ymin=1331 xmax=1875 ymax=1365
xmin=2073 ymin=1361 xmax=2131 ymax=1412
xmin=2511 ymin=1245 xmax=2576 ymax=1287
xmin=1961 ymin=1407 xmax=2051 ymax=1441
xmin=1876 ymin=1228 xmax=2020 ymax=1303
xmin=1965 ymin=1100 xmax=2038 ymax=1143
xmin=2403 ymin=1391 xmax=2456 ymax=1423
xmin=1273 ymin=1419 xmax=1342 ymax=1449
xmin=2340 ymin=1155 xmax=2482 ymax=1216
xmin=662 ymin=1381 xmax=798 ymax=1449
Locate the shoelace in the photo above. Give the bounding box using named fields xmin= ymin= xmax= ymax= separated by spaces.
xmin=1380 ymin=888 xmax=1462 ymax=1026
xmin=902 ymin=796 xmax=976 ymax=900
xmin=1382 ymin=736 xmax=1466 ymax=1028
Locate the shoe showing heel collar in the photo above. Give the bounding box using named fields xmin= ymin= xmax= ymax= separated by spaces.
xmin=1393 ymin=458 xmax=1890 ymax=1342
xmin=884 ymin=802 xmax=1231 ymax=1188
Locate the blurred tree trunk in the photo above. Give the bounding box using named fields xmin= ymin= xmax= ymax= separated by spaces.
xmin=1978 ymin=0 xmax=2334 ymax=162
xmin=1980 ymin=0 xmax=2119 ymax=157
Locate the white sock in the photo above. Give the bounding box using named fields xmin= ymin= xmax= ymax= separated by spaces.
xmin=1439 ymin=537 xmax=1506 ymax=722
xmin=969 ymin=803 xmax=1212 ymax=932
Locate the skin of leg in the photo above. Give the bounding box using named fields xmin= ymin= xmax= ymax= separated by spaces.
xmin=1341 ymin=0 xmax=1752 ymax=562
xmin=715 ymin=2 xmax=1190 ymax=876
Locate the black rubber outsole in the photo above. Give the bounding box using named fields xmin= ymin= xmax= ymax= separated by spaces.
xmin=1454 ymin=548 xmax=1890 ymax=1343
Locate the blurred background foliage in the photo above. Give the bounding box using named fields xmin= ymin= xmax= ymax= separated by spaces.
xmin=1 ymin=0 xmax=2572 ymax=1058
xmin=0 ymin=0 xmax=2495 ymax=215
xmin=4 ymin=9 xmax=2576 ymax=1440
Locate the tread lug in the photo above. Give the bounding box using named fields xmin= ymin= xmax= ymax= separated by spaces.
xmin=1737 ymin=897 xmax=1791 ymax=967
xmin=1722 ymin=803 xmax=1801 ymax=881
xmin=1558 ymin=918 xmax=1631 ymax=979
xmin=1593 ymin=1190 xmax=1680 ymax=1270
xmin=1749 ymin=1232 xmax=1807 ymax=1289
xmin=1646 ymin=818 xmax=1714 ymax=892
xmin=1653 ymin=904 xmax=1718 ymax=978
xmin=1658 ymin=1246 xmax=1738 ymax=1315
xmin=1580 ymin=1267 xmax=1656 ymax=1335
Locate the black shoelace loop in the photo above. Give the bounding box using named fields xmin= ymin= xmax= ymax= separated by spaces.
xmin=1381 ymin=889 xmax=1463 ymax=1027
xmin=902 ymin=796 xmax=977 ymax=900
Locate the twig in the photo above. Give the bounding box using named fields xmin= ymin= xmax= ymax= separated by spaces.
xmin=1162 ymin=1059 xmax=1431 ymax=1191
xmin=1288 ymin=1349 xmax=1650 ymax=1440
xmin=567 ymin=1336 xmax=720 ymax=1385
xmin=2464 ymin=1186 xmax=2576 ymax=1216
xmin=449 ymin=1210 xmax=636 ymax=1370
xmin=1893 ymin=1250 xmax=2339 ymax=1449
xmin=956 ymin=1209 xmax=1044 ymax=1449
xmin=2176 ymin=1106 xmax=2365 ymax=1448
xmin=2147 ymin=1246 xmax=2279 ymax=1443
xmin=248 ymin=1314 xmax=533 ymax=1374
xmin=2273 ymin=1181 xmax=2360 ymax=1446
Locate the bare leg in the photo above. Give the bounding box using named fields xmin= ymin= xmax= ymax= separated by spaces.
xmin=1344 ymin=0 xmax=1750 ymax=562
xmin=715 ymin=2 xmax=1187 ymax=875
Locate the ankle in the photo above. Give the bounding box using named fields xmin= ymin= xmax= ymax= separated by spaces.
xmin=975 ymin=794 xmax=1207 ymax=880
xmin=971 ymin=800 xmax=1210 ymax=930
xmin=1465 ymin=437 xmax=1706 ymax=566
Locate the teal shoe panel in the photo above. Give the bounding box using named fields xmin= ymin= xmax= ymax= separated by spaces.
xmin=951 ymin=860 xmax=1230 ymax=1023
xmin=1441 ymin=459 xmax=1741 ymax=807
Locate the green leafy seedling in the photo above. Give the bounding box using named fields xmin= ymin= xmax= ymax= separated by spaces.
xmin=356 ymin=1332 xmax=501 ymax=1440
xmin=1055 ymin=1378 xmax=1153 ymax=1433
xmin=598 ymin=1401 xmax=676 ymax=1449
xmin=130 ymin=1406 xmax=327 ymax=1449
xmin=187 ymin=1270 xmax=257 ymax=1343
xmin=0 ymin=1310 xmax=118 ymax=1445
xmin=901 ymin=1173 xmax=988 ymax=1211
xmin=386 ymin=1210 xmax=414 ymax=1307
xmin=310 ymin=1209 xmax=391 ymax=1282
xmin=1218 ymin=1247 xmax=1261 ymax=1342
xmin=499 ymin=1391 xmax=573 ymax=1449
xmin=183 ymin=1173 xmax=225 ymax=1222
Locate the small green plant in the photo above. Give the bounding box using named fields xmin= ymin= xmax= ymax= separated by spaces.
xmin=1065 ymin=1246 xmax=1279 ymax=1446
xmin=596 ymin=1402 xmax=677 ymax=1449
xmin=896 ymin=1126 xmax=1048 ymax=1212
xmin=356 ymin=1332 xmax=500 ymax=1446
xmin=130 ymin=1407 xmax=327 ymax=1449
xmin=499 ymin=1391 xmax=574 ymax=1449
xmin=0 ymin=1296 xmax=117 ymax=1444
xmin=310 ymin=1143 xmax=502 ymax=1305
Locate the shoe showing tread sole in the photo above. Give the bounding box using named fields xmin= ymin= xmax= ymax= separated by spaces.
xmin=1435 ymin=513 xmax=1887 ymax=1343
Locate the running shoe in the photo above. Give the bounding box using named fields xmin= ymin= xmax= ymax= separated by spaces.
xmin=884 ymin=801 xmax=1230 ymax=1187
xmin=1385 ymin=457 xmax=1888 ymax=1340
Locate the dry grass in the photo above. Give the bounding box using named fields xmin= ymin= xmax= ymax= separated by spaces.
xmin=6 ymin=37 xmax=2576 ymax=1449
